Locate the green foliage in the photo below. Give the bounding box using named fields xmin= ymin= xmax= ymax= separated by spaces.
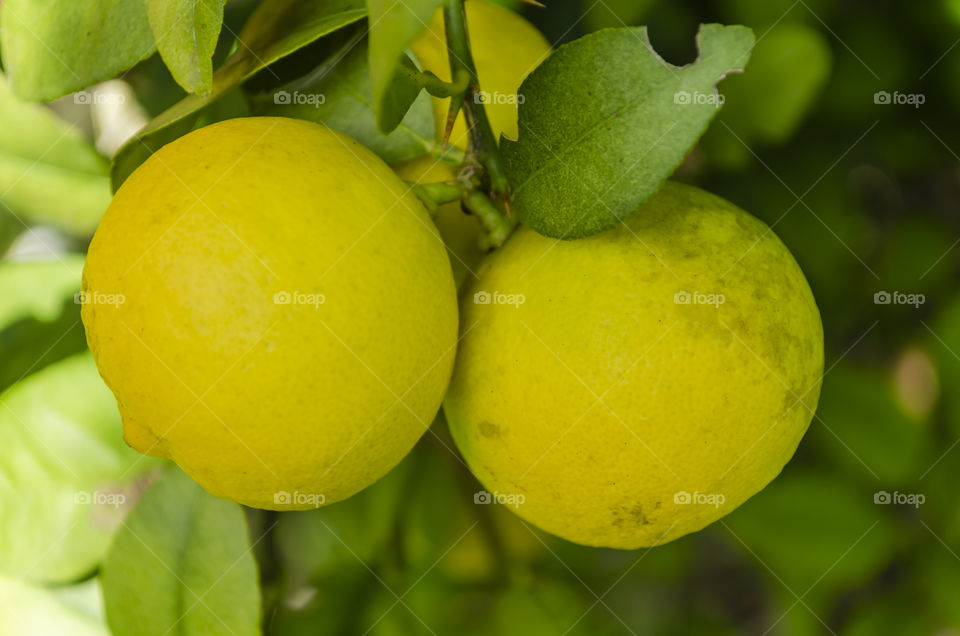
xmin=502 ymin=24 xmax=754 ymax=239
xmin=101 ymin=467 xmax=261 ymax=636
xmin=365 ymin=0 xmax=445 ymax=133
xmin=145 ymin=0 xmax=226 ymax=95
xmin=110 ymin=0 xmax=366 ymax=190
xmin=0 ymin=0 xmax=155 ymax=101
xmin=0 ymin=256 xmax=89 ymax=392
xmin=0 ymin=353 xmax=161 ymax=583
xmin=247 ymin=34 xmax=434 ymax=163
xmin=0 ymin=576 xmax=108 ymax=635
xmin=0 ymin=73 xmax=111 ymax=236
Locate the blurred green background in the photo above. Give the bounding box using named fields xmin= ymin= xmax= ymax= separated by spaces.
xmin=2 ymin=0 xmax=960 ymax=634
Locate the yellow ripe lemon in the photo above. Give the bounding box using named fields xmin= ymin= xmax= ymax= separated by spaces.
xmin=444 ymin=182 xmax=823 ymax=549
xmin=393 ymin=156 xmax=485 ymax=289
xmin=411 ymin=0 xmax=551 ymax=147
xmin=81 ymin=117 xmax=458 ymax=510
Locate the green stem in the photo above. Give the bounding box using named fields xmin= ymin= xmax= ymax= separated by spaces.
xmin=442 ymin=0 xmax=510 ymax=194
xmin=398 ymin=66 xmax=471 ymax=98
xmin=465 ymin=189 xmax=515 ymax=250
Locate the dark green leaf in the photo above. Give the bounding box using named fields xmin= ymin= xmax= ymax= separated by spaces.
xmin=502 ymin=24 xmax=754 ymax=239
xmin=0 ymin=353 xmax=162 ymax=583
xmin=0 ymin=73 xmax=111 ymax=236
xmin=111 ymin=0 xmax=366 ymax=191
xmin=248 ymin=35 xmax=434 ymax=163
xmin=102 ymin=468 xmax=260 ymax=636
xmin=366 ymin=0 xmax=445 ymax=133
xmin=0 ymin=0 xmax=155 ymax=101
xmin=146 ymin=0 xmax=227 ymax=95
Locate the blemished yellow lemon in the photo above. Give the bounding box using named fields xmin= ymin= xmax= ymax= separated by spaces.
xmin=444 ymin=182 xmax=823 ymax=549
xmin=81 ymin=117 xmax=458 ymax=510
xmin=411 ymin=0 xmax=551 ymax=147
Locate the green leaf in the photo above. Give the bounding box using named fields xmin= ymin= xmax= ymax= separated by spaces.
xmin=111 ymin=0 xmax=367 ymax=191
xmin=248 ymin=35 xmax=434 ymax=163
xmin=0 ymin=73 xmax=111 ymax=236
xmin=0 ymin=353 xmax=162 ymax=583
xmin=0 ymin=256 xmax=89 ymax=392
xmin=0 ymin=577 xmax=108 ymax=636
xmin=366 ymin=0 xmax=445 ymax=133
xmin=101 ymin=467 xmax=261 ymax=636
xmin=146 ymin=0 xmax=227 ymax=95
xmin=502 ymin=24 xmax=754 ymax=239
xmin=0 ymin=0 xmax=155 ymax=101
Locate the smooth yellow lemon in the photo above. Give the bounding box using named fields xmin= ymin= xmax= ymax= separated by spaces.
xmin=444 ymin=182 xmax=823 ymax=548
xmin=82 ymin=117 xmax=458 ymax=510
xmin=412 ymin=0 xmax=551 ymax=146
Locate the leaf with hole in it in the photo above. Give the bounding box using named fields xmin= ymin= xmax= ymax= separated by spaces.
xmin=101 ymin=468 xmax=260 ymax=636
xmin=145 ymin=0 xmax=227 ymax=95
xmin=0 ymin=0 xmax=156 ymax=101
xmin=366 ymin=0 xmax=445 ymax=133
xmin=248 ymin=35 xmax=434 ymax=163
xmin=0 ymin=73 xmax=111 ymax=237
xmin=111 ymin=0 xmax=366 ymax=191
xmin=502 ymin=24 xmax=754 ymax=239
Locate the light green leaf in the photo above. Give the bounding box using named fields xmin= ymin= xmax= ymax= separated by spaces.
xmin=0 ymin=577 xmax=108 ymax=636
xmin=0 ymin=73 xmax=111 ymax=236
xmin=248 ymin=34 xmax=434 ymax=163
xmin=111 ymin=0 xmax=366 ymax=190
xmin=0 ymin=256 xmax=89 ymax=392
xmin=101 ymin=468 xmax=261 ymax=636
xmin=366 ymin=0 xmax=445 ymax=133
xmin=146 ymin=0 xmax=227 ymax=95
xmin=0 ymin=0 xmax=155 ymax=101
xmin=0 ymin=353 xmax=162 ymax=583
xmin=502 ymin=24 xmax=754 ymax=239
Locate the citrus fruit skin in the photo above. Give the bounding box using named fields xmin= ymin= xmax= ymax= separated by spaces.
xmin=393 ymin=157 xmax=484 ymax=290
xmin=411 ymin=0 xmax=551 ymax=146
xmin=81 ymin=117 xmax=458 ymax=510
xmin=444 ymin=181 xmax=823 ymax=549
